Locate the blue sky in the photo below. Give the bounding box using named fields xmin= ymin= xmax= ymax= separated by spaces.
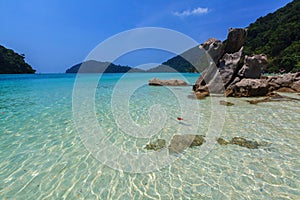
xmin=0 ymin=0 xmax=292 ymax=73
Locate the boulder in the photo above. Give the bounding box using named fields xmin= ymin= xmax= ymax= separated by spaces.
xmin=238 ymin=54 xmax=268 ymax=79
xmin=193 ymin=63 xmax=225 ymax=94
xmin=227 ymin=78 xmax=269 ymax=97
xmin=149 ymin=78 xmax=188 ymax=86
xmin=218 ymin=47 xmax=243 ymax=87
xmin=294 ymin=72 xmax=300 ymax=81
xmin=291 ymin=80 xmax=300 ymax=92
xmin=224 ymin=28 xmax=248 ymax=54
xmin=195 ymin=86 xmax=209 ymax=99
xmin=168 ymin=135 xmax=205 ymax=154
xmin=200 ymin=38 xmax=224 ymax=64
xmin=271 ymin=73 xmax=294 ymax=87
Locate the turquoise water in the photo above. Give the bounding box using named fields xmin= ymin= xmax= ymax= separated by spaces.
xmin=0 ymin=73 xmax=300 ymax=199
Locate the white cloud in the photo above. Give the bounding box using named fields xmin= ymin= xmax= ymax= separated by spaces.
xmin=173 ymin=7 xmax=209 ymax=17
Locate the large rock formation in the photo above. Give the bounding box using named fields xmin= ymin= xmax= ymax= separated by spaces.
xmin=193 ymin=28 xmax=300 ymax=98
xmin=193 ymin=28 xmax=248 ymax=97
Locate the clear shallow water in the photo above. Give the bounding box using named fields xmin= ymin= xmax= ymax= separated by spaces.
xmin=0 ymin=73 xmax=300 ymax=199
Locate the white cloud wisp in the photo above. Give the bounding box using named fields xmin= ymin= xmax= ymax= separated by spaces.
xmin=173 ymin=7 xmax=209 ymax=17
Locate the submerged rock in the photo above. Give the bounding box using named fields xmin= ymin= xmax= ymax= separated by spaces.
xmin=217 ymin=137 xmax=270 ymax=149
xmin=247 ymin=92 xmax=300 ymax=104
xmin=168 ymin=135 xmax=205 ymax=154
xmin=230 ymin=137 xmax=260 ymax=149
xmin=217 ymin=138 xmax=229 ymax=146
xmin=149 ymin=78 xmax=188 ymax=86
xmin=219 ymin=100 xmax=234 ymax=106
xmin=144 ymin=139 xmax=166 ymax=151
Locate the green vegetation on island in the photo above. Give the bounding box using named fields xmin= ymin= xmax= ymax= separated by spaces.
xmin=244 ymin=0 xmax=300 ymax=73
xmin=65 ymin=60 xmax=144 ymax=73
xmin=0 ymin=45 xmax=35 ymax=74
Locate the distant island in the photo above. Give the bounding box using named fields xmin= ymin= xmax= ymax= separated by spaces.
xmin=65 ymin=60 xmax=144 ymax=73
xmin=0 ymin=45 xmax=35 ymax=74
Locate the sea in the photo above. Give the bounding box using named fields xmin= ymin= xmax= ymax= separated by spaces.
xmin=0 ymin=73 xmax=299 ymax=199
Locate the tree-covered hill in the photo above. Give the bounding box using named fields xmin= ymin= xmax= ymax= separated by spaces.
xmin=244 ymin=0 xmax=300 ymax=72
xmin=0 ymin=45 xmax=35 ymax=74
xmin=66 ymin=60 xmax=144 ymax=73
xmin=147 ymin=46 xmax=204 ymax=73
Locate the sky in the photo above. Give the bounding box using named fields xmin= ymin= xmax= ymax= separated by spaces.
xmin=0 ymin=0 xmax=293 ymax=73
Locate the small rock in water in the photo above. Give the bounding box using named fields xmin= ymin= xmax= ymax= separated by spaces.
xmin=168 ymin=135 xmax=205 ymax=154
xmin=144 ymin=139 xmax=166 ymax=151
xmin=217 ymin=137 xmax=270 ymax=149
xmin=219 ymin=100 xmax=234 ymax=106
xmin=230 ymin=137 xmax=259 ymax=149
xmin=217 ymin=138 xmax=229 ymax=145
xmin=257 ymin=173 xmax=262 ymax=179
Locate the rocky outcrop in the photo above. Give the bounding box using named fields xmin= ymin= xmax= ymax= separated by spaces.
xmin=149 ymin=78 xmax=188 ymax=86
xmin=193 ymin=28 xmax=248 ymax=96
xmin=238 ymin=54 xmax=268 ymax=79
xmin=226 ymin=78 xmax=270 ymax=97
xmin=193 ymin=27 xmax=300 ymax=98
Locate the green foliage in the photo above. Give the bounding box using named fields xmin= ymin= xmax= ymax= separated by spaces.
xmin=66 ymin=60 xmax=144 ymax=73
xmin=0 ymin=45 xmax=35 ymax=74
xmin=148 ymin=46 xmax=204 ymax=73
xmin=244 ymin=0 xmax=300 ymax=72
